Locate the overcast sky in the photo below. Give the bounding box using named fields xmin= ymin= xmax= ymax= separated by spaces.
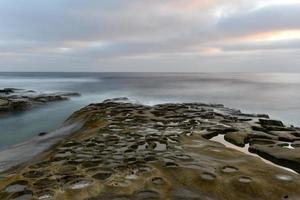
xmin=0 ymin=0 xmax=300 ymax=72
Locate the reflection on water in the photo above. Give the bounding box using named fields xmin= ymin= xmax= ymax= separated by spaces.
xmin=210 ymin=134 xmax=297 ymax=174
xmin=0 ymin=122 xmax=83 ymax=172
xmin=0 ymin=72 xmax=300 ymax=149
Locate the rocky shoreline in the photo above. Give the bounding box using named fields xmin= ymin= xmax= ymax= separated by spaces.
xmin=0 ymin=88 xmax=80 ymax=115
xmin=0 ymin=98 xmax=300 ymax=199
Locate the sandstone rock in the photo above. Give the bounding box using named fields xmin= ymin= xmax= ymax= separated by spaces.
xmin=0 ymin=99 xmax=9 ymax=106
xmin=268 ymin=131 xmax=299 ymax=142
xmin=0 ymin=88 xmax=15 ymax=94
xmin=0 ymin=100 xmax=299 ymax=200
xmin=259 ymin=119 xmax=284 ymax=127
xmin=10 ymin=99 xmax=31 ymax=111
xmin=249 ymin=141 xmax=300 ymax=173
xmin=0 ymin=99 xmax=10 ymax=112
xmin=224 ymin=131 xmax=248 ymax=147
xmin=0 ymin=88 xmax=80 ymax=115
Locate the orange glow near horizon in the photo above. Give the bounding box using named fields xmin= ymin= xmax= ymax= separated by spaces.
xmin=245 ymin=30 xmax=300 ymax=42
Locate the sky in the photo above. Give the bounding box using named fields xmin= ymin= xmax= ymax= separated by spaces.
xmin=0 ymin=0 xmax=300 ymax=72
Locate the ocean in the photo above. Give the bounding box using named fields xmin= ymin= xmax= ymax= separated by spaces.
xmin=0 ymin=72 xmax=300 ymax=150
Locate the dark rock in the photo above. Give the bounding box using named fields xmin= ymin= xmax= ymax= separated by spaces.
xmin=0 ymin=88 xmax=80 ymax=115
xmin=1 ymin=99 xmax=300 ymax=200
xmin=268 ymin=131 xmax=298 ymax=142
xmin=0 ymin=88 xmax=15 ymax=94
xmin=239 ymin=113 xmax=269 ymax=119
xmin=263 ymin=126 xmax=295 ymax=132
xmin=10 ymin=99 xmax=31 ymax=111
xmin=92 ymin=171 xmax=112 ymax=181
xmin=0 ymin=99 xmax=10 ymax=111
xmin=224 ymin=132 xmax=248 ymax=147
xmin=22 ymin=170 xmax=45 ymax=179
xmin=251 ymin=125 xmax=267 ymax=132
xmin=38 ymin=132 xmax=48 ymax=137
xmin=249 ymin=143 xmax=300 ymax=173
xmin=259 ymin=119 xmax=284 ymax=127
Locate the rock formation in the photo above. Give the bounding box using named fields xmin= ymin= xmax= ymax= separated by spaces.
xmin=0 ymin=88 xmax=80 ymax=114
xmin=0 ymin=98 xmax=300 ymax=199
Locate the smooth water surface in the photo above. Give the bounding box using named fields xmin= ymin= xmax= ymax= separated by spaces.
xmin=0 ymin=72 xmax=300 ymax=149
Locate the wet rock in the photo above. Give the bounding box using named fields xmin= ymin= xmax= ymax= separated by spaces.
xmin=0 ymin=88 xmax=15 ymax=94
xmin=38 ymin=132 xmax=48 ymax=137
xmin=22 ymin=170 xmax=45 ymax=179
xmin=247 ymin=131 xmax=277 ymax=141
xmin=249 ymin=143 xmax=300 ymax=173
xmin=221 ymin=166 xmax=239 ymax=173
xmin=0 ymin=99 xmax=10 ymax=112
xmin=68 ymin=179 xmax=93 ymax=190
xmin=238 ymin=113 xmax=269 ymax=119
xmin=33 ymin=178 xmax=57 ymax=190
xmin=165 ymin=162 xmax=179 ymax=168
xmin=170 ymin=188 xmax=204 ymax=200
xmin=92 ymin=171 xmax=112 ymax=181
xmin=151 ymin=177 xmax=165 ymax=185
xmin=200 ymin=172 xmax=217 ymax=181
xmin=275 ymin=174 xmax=293 ymax=181
xmin=1 ymin=99 xmax=300 ymax=200
xmin=224 ymin=132 xmax=248 ymax=147
xmin=36 ymin=189 xmax=54 ymax=200
xmin=10 ymin=190 xmax=33 ymax=200
xmin=10 ymin=99 xmax=31 ymax=111
xmin=238 ymin=176 xmax=253 ymax=183
xmin=4 ymin=180 xmax=28 ymax=193
xmin=268 ymin=131 xmax=298 ymax=142
xmin=0 ymin=99 xmax=9 ymax=106
xmin=0 ymin=88 xmax=80 ymax=115
xmin=259 ymin=119 xmax=284 ymax=127
xmin=268 ymin=126 xmax=296 ymax=132
xmin=103 ymin=97 xmax=130 ymax=103
xmin=134 ymin=190 xmax=161 ymax=200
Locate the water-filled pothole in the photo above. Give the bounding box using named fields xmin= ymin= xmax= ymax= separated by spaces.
xmin=210 ymin=134 xmax=297 ymax=174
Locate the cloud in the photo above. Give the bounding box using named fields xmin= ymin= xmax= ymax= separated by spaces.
xmin=0 ymin=0 xmax=299 ymax=72
xmin=216 ymin=4 xmax=300 ymax=38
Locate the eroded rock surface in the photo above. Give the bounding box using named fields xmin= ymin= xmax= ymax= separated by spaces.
xmin=0 ymin=98 xmax=300 ymax=200
xmin=0 ymin=88 xmax=80 ymax=114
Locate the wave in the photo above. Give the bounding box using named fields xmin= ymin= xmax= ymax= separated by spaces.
xmin=0 ymin=122 xmax=83 ymax=173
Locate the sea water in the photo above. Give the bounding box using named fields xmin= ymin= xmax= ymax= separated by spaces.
xmin=0 ymin=72 xmax=300 ymax=150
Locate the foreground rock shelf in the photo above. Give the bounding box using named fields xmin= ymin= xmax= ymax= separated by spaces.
xmin=0 ymin=88 xmax=80 ymax=115
xmin=1 ymin=98 xmax=300 ymax=200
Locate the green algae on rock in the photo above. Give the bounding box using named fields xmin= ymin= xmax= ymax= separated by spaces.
xmin=0 ymin=98 xmax=300 ymax=200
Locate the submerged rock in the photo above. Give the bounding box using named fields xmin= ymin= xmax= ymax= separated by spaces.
xmin=0 ymin=99 xmax=300 ymax=199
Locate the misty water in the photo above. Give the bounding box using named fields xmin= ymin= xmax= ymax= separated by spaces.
xmin=0 ymin=72 xmax=300 ymax=150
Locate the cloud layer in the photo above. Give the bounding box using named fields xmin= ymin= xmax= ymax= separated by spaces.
xmin=0 ymin=0 xmax=300 ymax=72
